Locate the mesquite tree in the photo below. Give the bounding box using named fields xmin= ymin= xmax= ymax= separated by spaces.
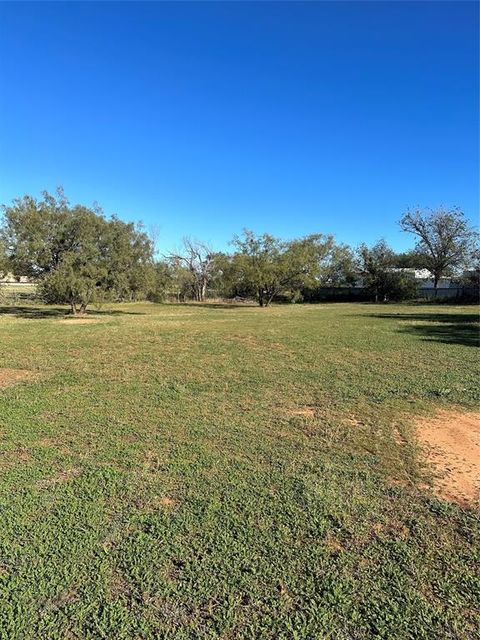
xmin=229 ymin=230 xmax=335 ymax=306
xmin=1 ymin=189 xmax=153 ymax=314
xmin=399 ymin=207 xmax=478 ymax=290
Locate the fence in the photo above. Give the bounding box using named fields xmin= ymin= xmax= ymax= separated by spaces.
xmin=302 ymin=286 xmax=479 ymax=303
xmin=417 ymin=287 xmax=479 ymax=301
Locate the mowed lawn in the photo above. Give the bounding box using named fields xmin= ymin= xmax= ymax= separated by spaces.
xmin=0 ymin=302 xmax=479 ymax=639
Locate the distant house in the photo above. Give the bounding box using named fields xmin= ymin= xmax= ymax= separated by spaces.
xmin=389 ymin=268 xmax=453 ymax=288
xmin=353 ymin=268 xmax=435 ymax=289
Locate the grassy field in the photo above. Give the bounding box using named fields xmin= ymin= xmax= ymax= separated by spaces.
xmin=0 ymin=301 xmax=479 ymax=639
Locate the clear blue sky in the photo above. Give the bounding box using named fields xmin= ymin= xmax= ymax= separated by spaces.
xmin=0 ymin=1 xmax=478 ymax=253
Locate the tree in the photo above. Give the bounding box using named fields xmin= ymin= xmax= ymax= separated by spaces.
xmin=0 ymin=236 xmax=7 ymax=279
xmin=453 ymin=248 xmax=480 ymax=291
xmin=213 ymin=251 xmax=253 ymax=300
xmin=147 ymin=261 xmax=176 ymax=303
xmin=391 ymin=250 xmax=426 ymax=270
xmin=230 ymin=230 xmax=334 ymax=306
xmin=318 ymin=243 xmax=357 ymax=286
xmin=167 ymin=238 xmax=215 ymax=302
xmin=357 ymin=240 xmax=417 ymax=302
xmin=399 ymin=207 xmax=479 ymax=291
xmin=1 ymin=189 xmax=154 ymax=314
xmin=102 ymin=217 xmax=155 ymax=301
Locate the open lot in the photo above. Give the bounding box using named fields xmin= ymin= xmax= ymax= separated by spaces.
xmin=0 ymin=302 xmax=479 ymax=639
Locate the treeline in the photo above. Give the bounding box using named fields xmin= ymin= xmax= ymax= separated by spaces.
xmin=1 ymin=189 xmax=478 ymax=313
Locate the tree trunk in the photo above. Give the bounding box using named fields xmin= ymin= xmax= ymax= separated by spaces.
xmin=70 ymin=300 xmax=77 ymax=315
xmin=200 ymin=279 xmax=207 ymax=302
xmin=194 ymin=281 xmax=203 ymax=302
xmin=265 ymin=292 xmax=275 ymax=307
xmin=433 ymin=273 xmax=439 ymax=297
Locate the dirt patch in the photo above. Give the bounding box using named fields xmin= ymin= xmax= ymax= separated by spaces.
xmin=229 ymin=334 xmax=262 ymax=349
xmin=416 ymin=410 xmax=480 ymax=506
xmin=36 ymin=467 xmax=82 ymax=489
xmin=39 ymin=588 xmax=80 ymax=614
xmin=0 ymin=368 xmax=35 ymax=389
xmin=287 ymin=406 xmax=316 ymax=419
xmin=156 ymin=495 xmax=177 ymax=508
xmin=143 ymin=450 xmax=161 ymax=473
xmin=58 ymin=317 xmax=101 ymax=325
xmin=372 ymin=521 xmax=410 ymax=540
xmin=109 ymin=569 xmax=132 ymax=601
xmin=0 ymin=448 xmax=33 ymax=470
xmin=344 ymin=415 xmax=366 ymax=428
xmin=324 ymin=533 xmax=345 ymax=554
xmin=36 ymin=438 xmax=72 ymax=456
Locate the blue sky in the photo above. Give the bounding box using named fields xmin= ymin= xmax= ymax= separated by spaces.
xmin=0 ymin=1 xmax=478 ymax=254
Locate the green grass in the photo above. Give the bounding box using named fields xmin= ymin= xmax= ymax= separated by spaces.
xmin=0 ymin=302 xmax=479 ymax=639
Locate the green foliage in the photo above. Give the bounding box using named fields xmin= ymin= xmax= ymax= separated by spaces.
xmin=220 ymin=235 xmax=357 ymax=304
xmin=451 ymin=249 xmax=480 ymax=291
xmin=1 ymin=189 xmax=153 ymax=313
xmin=147 ymin=261 xmax=176 ymax=302
xmin=317 ymin=243 xmax=358 ymax=286
xmin=391 ymin=250 xmax=426 ymax=269
xmin=0 ymin=236 xmax=7 ymax=277
xmin=358 ymin=240 xmax=418 ymax=302
xmin=229 ymin=229 xmax=336 ymax=306
xmin=103 ymin=217 xmax=155 ymax=301
xmin=381 ymin=271 xmax=418 ymax=301
xmin=0 ymin=303 xmax=478 ymax=638
xmin=3 ymin=190 xmax=477 ymax=309
xmin=399 ymin=207 xmax=479 ymax=287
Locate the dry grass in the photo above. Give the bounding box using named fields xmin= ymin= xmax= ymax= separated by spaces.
xmin=0 ymin=368 xmax=36 ymax=389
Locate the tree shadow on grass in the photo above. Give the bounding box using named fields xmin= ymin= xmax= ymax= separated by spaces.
xmin=168 ymin=302 xmax=257 ymax=310
xmin=371 ymin=312 xmax=480 ymax=348
xmin=0 ymin=306 xmax=145 ymax=319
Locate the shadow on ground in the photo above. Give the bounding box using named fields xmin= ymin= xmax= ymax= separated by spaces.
xmin=0 ymin=306 xmax=145 ymax=319
xmin=371 ymin=312 xmax=480 ymax=348
xmin=168 ymin=302 xmax=257 ymax=310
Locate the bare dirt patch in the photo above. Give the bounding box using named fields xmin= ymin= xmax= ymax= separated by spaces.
xmin=39 ymin=588 xmax=80 ymax=615
xmin=36 ymin=467 xmax=82 ymax=489
xmin=344 ymin=415 xmax=366 ymax=428
xmin=109 ymin=569 xmax=132 ymax=601
xmin=228 ymin=334 xmax=292 ymax=356
xmin=228 ymin=334 xmax=262 ymax=349
xmin=143 ymin=450 xmax=161 ymax=473
xmin=36 ymin=438 xmax=73 ymax=456
xmin=324 ymin=532 xmax=345 ymax=555
xmin=58 ymin=317 xmax=101 ymax=325
xmin=0 ymin=368 xmax=36 ymax=389
xmin=416 ymin=410 xmax=480 ymax=506
xmin=287 ymin=406 xmax=316 ymax=419
xmin=156 ymin=495 xmax=176 ymax=508
xmin=0 ymin=448 xmax=33 ymax=470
